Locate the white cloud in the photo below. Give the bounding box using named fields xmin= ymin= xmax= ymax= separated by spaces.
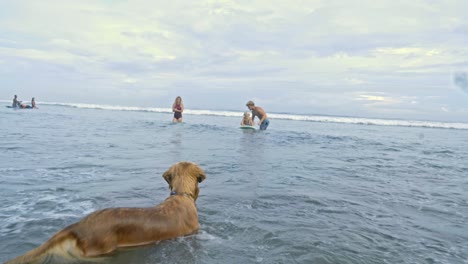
xmin=1 ymin=0 xmax=468 ymax=121
xmin=357 ymin=95 xmax=392 ymax=102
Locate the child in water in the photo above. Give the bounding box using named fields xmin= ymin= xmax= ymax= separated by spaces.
xmin=240 ymin=111 xmax=254 ymax=126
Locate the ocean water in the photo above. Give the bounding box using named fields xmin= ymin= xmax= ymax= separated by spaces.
xmin=1 ymin=102 xmax=467 ymax=264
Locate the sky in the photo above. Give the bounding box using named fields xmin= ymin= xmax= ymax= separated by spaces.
xmin=1 ymin=0 xmax=468 ymax=122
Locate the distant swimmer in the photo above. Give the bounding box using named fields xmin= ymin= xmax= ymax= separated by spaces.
xmin=23 ymin=98 xmax=37 ymax=109
xmin=246 ymin=100 xmax=269 ymax=130
xmin=12 ymin=95 xmax=21 ymax=107
xmin=240 ymin=111 xmax=254 ymax=126
xmin=31 ymin=97 xmax=38 ymax=109
xmin=10 ymin=95 xmax=37 ymax=109
xmin=172 ymin=96 xmax=184 ymax=123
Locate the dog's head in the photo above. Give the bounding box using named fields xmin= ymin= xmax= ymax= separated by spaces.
xmin=163 ymin=162 xmax=206 ymax=201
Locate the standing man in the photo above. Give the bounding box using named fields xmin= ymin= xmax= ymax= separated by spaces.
xmin=246 ymin=100 xmax=270 ymax=130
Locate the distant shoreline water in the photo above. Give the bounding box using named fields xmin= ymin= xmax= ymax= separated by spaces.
xmin=2 ymin=100 xmax=468 ymax=130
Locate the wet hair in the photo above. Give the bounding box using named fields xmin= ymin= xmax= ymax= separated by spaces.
xmin=246 ymin=100 xmax=254 ymax=106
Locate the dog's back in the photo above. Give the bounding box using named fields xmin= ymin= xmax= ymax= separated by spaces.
xmin=4 ymin=162 xmax=206 ymax=264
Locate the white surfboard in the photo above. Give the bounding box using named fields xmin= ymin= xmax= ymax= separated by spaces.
xmin=239 ymin=125 xmax=256 ymax=130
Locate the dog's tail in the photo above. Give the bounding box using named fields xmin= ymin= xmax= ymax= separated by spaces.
xmin=4 ymin=229 xmax=84 ymax=264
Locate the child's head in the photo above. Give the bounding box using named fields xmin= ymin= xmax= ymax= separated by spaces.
xmin=244 ymin=111 xmax=251 ymax=118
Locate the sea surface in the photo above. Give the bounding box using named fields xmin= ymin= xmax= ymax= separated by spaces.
xmin=1 ymin=102 xmax=467 ymax=264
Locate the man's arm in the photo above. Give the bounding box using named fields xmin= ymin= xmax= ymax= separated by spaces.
xmin=257 ymin=107 xmax=267 ymax=124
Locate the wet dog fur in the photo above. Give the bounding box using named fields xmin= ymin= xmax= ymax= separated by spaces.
xmin=4 ymin=161 xmax=206 ymax=264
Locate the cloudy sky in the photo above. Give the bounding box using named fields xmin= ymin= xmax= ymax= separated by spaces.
xmin=1 ymin=0 xmax=468 ymax=122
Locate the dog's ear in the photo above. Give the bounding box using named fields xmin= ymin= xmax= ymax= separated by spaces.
xmin=197 ymin=170 xmax=206 ymax=183
xmin=162 ymin=170 xmax=172 ymax=186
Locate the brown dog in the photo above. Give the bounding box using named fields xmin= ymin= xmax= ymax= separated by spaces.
xmin=5 ymin=162 xmax=206 ymax=264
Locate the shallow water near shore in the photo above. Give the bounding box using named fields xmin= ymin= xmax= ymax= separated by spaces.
xmin=1 ymin=103 xmax=467 ymax=263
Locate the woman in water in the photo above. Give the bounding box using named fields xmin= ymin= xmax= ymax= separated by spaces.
xmin=172 ymin=96 xmax=184 ymax=123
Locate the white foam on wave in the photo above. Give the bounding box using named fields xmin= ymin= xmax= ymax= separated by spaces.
xmin=42 ymin=101 xmax=173 ymax=114
xmin=268 ymin=113 xmax=468 ymax=130
xmin=4 ymin=101 xmax=468 ymax=130
xmin=195 ymin=230 xmax=219 ymax=241
xmin=0 ymin=189 xmax=96 ymax=234
xmin=0 ymin=167 xmax=26 ymax=172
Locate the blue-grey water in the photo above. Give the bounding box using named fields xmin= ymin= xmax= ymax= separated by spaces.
xmin=1 ymin=103 xmax=467 ymax=264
